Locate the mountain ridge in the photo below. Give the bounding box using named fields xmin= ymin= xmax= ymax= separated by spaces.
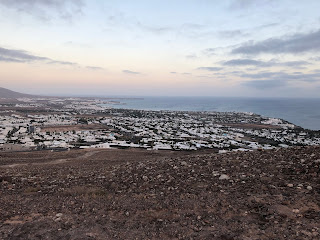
xmin=0 ymin=87 xmax=38 ymax=98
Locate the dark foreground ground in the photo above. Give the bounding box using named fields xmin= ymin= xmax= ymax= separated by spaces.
xmin=0 ymin=147 xmax=319 ymax=240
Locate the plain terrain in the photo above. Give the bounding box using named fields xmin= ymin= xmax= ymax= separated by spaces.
xmin=0 ymin=147 xmax=319 ymax=239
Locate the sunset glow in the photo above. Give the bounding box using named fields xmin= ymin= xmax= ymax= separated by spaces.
xmin=0 ymin=0 xmax=320 ymax=97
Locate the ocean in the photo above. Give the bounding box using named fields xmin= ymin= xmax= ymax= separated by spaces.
xmin=102 ymin=96 xmax=320 ymax=131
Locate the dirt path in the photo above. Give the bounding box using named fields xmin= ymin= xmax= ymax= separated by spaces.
xmin=0 ymin=150 xmax=102 ymax=168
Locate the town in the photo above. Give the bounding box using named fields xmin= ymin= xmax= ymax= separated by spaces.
xmin=0 ymin=97 xmax=319 ymax=152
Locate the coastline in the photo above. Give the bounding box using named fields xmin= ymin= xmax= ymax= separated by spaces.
xmin=100 ymin=96 xmax=320 ymax=131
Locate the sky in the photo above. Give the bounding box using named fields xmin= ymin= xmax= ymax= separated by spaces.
xmin=0 ymin=0 xmax=320 ymax=98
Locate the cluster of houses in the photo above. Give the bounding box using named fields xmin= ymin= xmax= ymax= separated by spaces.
xmin=0 ymin=97 xmax=319 ymax=152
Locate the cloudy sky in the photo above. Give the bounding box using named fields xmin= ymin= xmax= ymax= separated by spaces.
xmin=0 ymin=0 xmax=320 ymax=97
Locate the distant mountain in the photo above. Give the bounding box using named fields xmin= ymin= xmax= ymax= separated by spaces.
xmin=0 ymin=87 xmax=38 ymax=99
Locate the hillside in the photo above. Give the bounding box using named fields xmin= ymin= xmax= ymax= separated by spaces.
xmin=0 ymin=87 xmax=38 ymax=99
xmin=0 ymin=147 xmax=319 ymax=239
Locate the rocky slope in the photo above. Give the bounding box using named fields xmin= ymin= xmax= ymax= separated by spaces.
xmin=0 ymin=147 xmax=319 ymax=239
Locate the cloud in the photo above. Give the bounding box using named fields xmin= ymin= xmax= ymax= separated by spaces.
xmin=63 ymin=41 xmax=92 ymax=48
xmin=0 ymin=56 xmax=25 ymax=63
xmin=108 ymin=12 xmax=206 ymax=38
xmin=254 ymin=22 xmax=279 ymax=30
xmin=242 ymin=79 xmax=287 ymax=89
xmin=218 ymin=30 xmax=248 ymax=38
xmin=0 ymin=0 xmax=84 ymax=21
xmin=202 ymin=48 xmax=217 ymax=56
xmin=280 ymin=61 xmax=310 ymax=67
xmin=229 ymin=0 xmax=256 ymax=9
xmin=123 ymin=70 xmax=140 ymax=75
xmin=0 ymin=46 xmax=102 ymax=70
xmin=0 ymin=47 xmax=49 ymax=62
xmin=240 ymin=71 xmax=279 ymax=79
xmin=229 ymin=0 xmax=275 ymax=10
xmin=223 ymin=59 xmax=269 ymax=67
xmin=232 ymin=70 xmax=245 ymax=74
xmin=106 ymin=10 xmax=211 ymax=41
xmin=186 ymin=54 xmax=197 ymax=59
xmin=0 ymin=46 xmax=72 ymax=65
xmin=197 ymin=67 xmax=223 ymax=71
xmin=232 ymin=29 xmax=320 ymax=55
xmin=239 ymin=70 xmax=320 ymax=89
xmin=169 ymin=71 xmax=192 ymax=75
xmin=240 ymin=71 xmax=320 ymax=89
xmin=136 ymin=21 xmax=173 ymax=34
xmin=240 ymin=71 xmax=320 ymax=82
xmin=86 ymin=66 xmax=104 ymax=71
xmin=0 ymin=46 xmax=80 ymax=67
xmin=202 ymin=45 xmax=239 ymax=57
xmin=222 ymin=58 xmax=310 ymax=67
xmin=142 ymin=22 xmax=209 ymax=39
xmin=105 ymin=13 xmax=172 ymax=35
xmin=48 ymin=60 xmax=77 ymax=65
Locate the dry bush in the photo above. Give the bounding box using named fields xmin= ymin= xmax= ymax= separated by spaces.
xmin=24 ymin=186 xmax=41 ymax=193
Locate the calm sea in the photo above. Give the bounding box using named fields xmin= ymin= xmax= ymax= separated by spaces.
xmin=102 ymin=96 xmax=320 ymax=131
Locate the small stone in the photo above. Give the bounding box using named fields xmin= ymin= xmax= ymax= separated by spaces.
xmin=307 ymin=186 xmax=313 ymax=190
xmin=125 ymin=211 xmax=129 ymax=216
xmin=287 ymin=184 xmax=294 ymax=188
xmin=219 ymin=174 xmax=230 ymax=180
xmin=142 ymin=176 xmax=148 ymax=181
xmin=181 ymin=161 xmax=188 ymax=166
xmin=56 ymin=213 xmax=63 ymax=218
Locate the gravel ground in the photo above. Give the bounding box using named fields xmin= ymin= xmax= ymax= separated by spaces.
xmin=0 ymin=147 xmax=319 ymax=240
